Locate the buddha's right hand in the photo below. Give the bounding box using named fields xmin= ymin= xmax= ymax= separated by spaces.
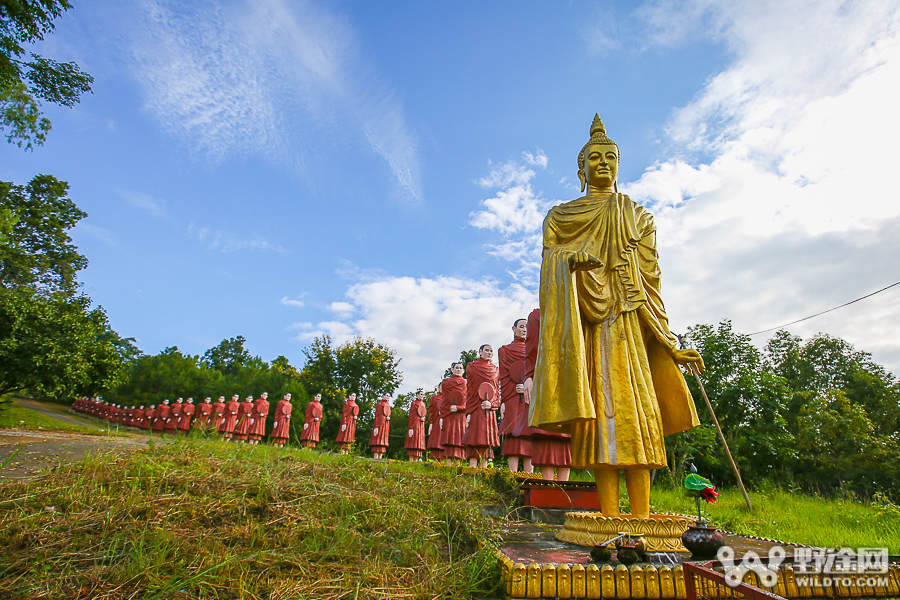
xmin=568 ymin=251 xmax=603 ymax=272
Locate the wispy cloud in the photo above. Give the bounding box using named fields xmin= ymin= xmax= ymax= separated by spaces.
xmin=187 ymin=222 xmax=286 ymax=254
xmin=468 ymin=152 xmax=559 ymax=284
xmin=290 ymin=272 xmax=537 ymax=391
xmin=119 ymin=189 xmax=167 ymax=217
xmin=281 ymin=296 xmax=306 ymax=308
xmin=74 ymin=222 xmax=116 ymax=246
xmin=128 ymin=0 xmax=421 ymax=202
xmin=623 ymin=0 xmax=900 ymax=373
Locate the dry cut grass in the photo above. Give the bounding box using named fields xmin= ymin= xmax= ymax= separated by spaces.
xmin=0 ymin=439 xmax=508 ymax=600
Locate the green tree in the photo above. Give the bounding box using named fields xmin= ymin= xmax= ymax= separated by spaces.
xmin=767 ymin=332 xmax=900 ymax=436
xmin=0 ymin=175 xmax=87 ymax=294
xmin=680 ymin=320 xmax=796 ymax=486
xmin=334 ymin=336 xmax=402 ymax=448
xmin=0 ymin=288 xmax=130 ymax=400
xmin=1 ymin=0 xmax=93 ymax=149
xmin=202 ymin=335 xmax=252 ymax=377
xmin=298 ymin=335 xmax=403 ymax=448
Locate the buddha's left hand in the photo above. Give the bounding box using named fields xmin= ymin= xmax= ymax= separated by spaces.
xmin=671 ymin=348 xmax=705 ymax=373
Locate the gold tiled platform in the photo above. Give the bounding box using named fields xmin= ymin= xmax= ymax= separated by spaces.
xmin=499 ymin=556 xmax=687 ymax=599
xmin=496 ymin=556 xmax=900 ymax=599
xmin=555 ymin=513 xmax=696 ymax=552
xmin=495 ymin=522 xmax=900 ymax=599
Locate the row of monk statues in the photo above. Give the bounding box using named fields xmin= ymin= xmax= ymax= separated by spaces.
xmin=73 ymin=393 xmax=295 ymax=446
xmin=71 ymin=391 xmax=433 ymax=462
xmin=69 ymin=315 xmax=567 ymax=477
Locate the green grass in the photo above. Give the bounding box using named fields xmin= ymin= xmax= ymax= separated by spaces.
xmin=647 ymin=483 xmax=900 ymax=550
xmin=0 ymin=438 xmax=509 ymax=600
xmin=0 ymin=399 xmax=107 ymax=436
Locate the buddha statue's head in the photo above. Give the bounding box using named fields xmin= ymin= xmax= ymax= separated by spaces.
xmin=451 ymin=362 xmax=464 ymax=377
xmin=314 ymin=393 xmax=322 ymax=402
xmin=578 ymin=114 xmax=620 ymax=193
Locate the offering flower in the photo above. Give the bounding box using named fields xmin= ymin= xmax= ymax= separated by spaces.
xmin=683 ymin=464 xmax=719 ymax=524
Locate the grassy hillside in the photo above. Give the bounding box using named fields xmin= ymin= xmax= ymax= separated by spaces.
xmin=0 ymin=440 xmax=510 ymax=600
xmin=648 ymin=483 xmax=900 ymax=550
xmin=0 ymin=397 xmax=107 ymax=436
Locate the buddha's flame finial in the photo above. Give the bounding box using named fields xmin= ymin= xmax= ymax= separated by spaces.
xmin=590 ymin=114 xmax=606 ymax=138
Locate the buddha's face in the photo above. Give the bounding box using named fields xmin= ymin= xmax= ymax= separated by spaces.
xmin=479 ymin=345 xmax=494 ymax=361
xmin=513 ymin=319 xmax=527 ymax=340
xmin=232 ymin=395 xmax=239 ymax=401
xmin=382 ymin=394 xmax=390 ymax=402
xmin=417 ymin=391 xmax=425 ymax=401
xmin=315 ymin=394 xmax=322 ymax=402
xmin=284 ymin=394 xmax=291 ymax=401
xmin=349 ymin=393 xmax=357 ymax=402
xmin=451 ymin=363 xmax=464 ymax=377
xmin=585 ymin=143 xmax=618 ymax=190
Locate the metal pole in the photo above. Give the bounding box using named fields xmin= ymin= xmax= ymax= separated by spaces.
xmin=687 ymin=362 xmax=754 ymax=512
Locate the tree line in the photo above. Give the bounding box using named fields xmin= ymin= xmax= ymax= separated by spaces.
xmin=670 ymin=320 xmax=900 ymax=500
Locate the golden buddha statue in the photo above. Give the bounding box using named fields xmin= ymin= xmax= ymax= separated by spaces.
xmin=529 ymin=114 xmax=705 ymax=519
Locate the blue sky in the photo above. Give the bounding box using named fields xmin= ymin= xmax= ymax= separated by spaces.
xmin=3 ymin=0 xmax=900 ymax=394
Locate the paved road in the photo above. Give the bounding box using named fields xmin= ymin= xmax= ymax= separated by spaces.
xmin=0 ymin=399 xmax=150 ymax=480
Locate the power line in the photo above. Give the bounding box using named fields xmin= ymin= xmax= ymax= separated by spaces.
xmin=747 ymin=279 xmax=900 ymax=336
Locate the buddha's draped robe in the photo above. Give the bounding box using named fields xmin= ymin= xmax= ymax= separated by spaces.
xmin=153 ymin=405 xmax=169 ymax=432
xmin=498 ymin=337 xmax=532 ymax=458
xmin=271 ymin=400 xmax=292 ymax=443
xmin=300 ymin=401 xmax=323 ymax=445
xmin=405 ymin=398 xmax=427 ymax=457
xmin=195 ymin=402 xmax=212 ymax=427
xmin=234 ymin=401 xmax=254 ymax=440
xmin=220 ymin=400 xmax=239 ymax=435
xmin=426 ymin=393 xmax=444 ymax=458
xmin=530 ymin=193 xmax=699 ymax=469
xmin=335 ymin=400 xmax=359 ymax=445
xmin=523 ymin=308 xmax=572 ymax=467
xmin=249 ymin=398 xmax=270 ymax=440
xmin=211 ymin=401 xmax=225 ymax=429
xmin=179 ymin=403 xmax=194 ymax=431
xmin=439 ymin=376 xmax=467 ymax=459
xmin=462 ymin=358 xmax=501 ymax=456
xmin=368 ymin=400 xmax=392 ymax=450
xmin=166 ymin=404 xmax=182 ymax=432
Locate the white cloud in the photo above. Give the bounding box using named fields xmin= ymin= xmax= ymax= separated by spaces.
xmin=119 ymin=189 xmax=167 ymax=217
xmin=624 ymin=0 xmax=900 ymax=374
xmin=74 ymin=223 xmax=116 ymax=246
xmin=281 ymin=296 xmax=306 ymax=308
xmin=468 ymin=154 xmax=560 ymax=284
xmin=187 ymin=222 xmax=286 ymax=254
xmin=129 ymin=0 xmax=421 ymax=202
xmin=292 ymin=274 xmax=537 ymax=391
xmin=329 ymin=301 xmax=355 ymax=316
